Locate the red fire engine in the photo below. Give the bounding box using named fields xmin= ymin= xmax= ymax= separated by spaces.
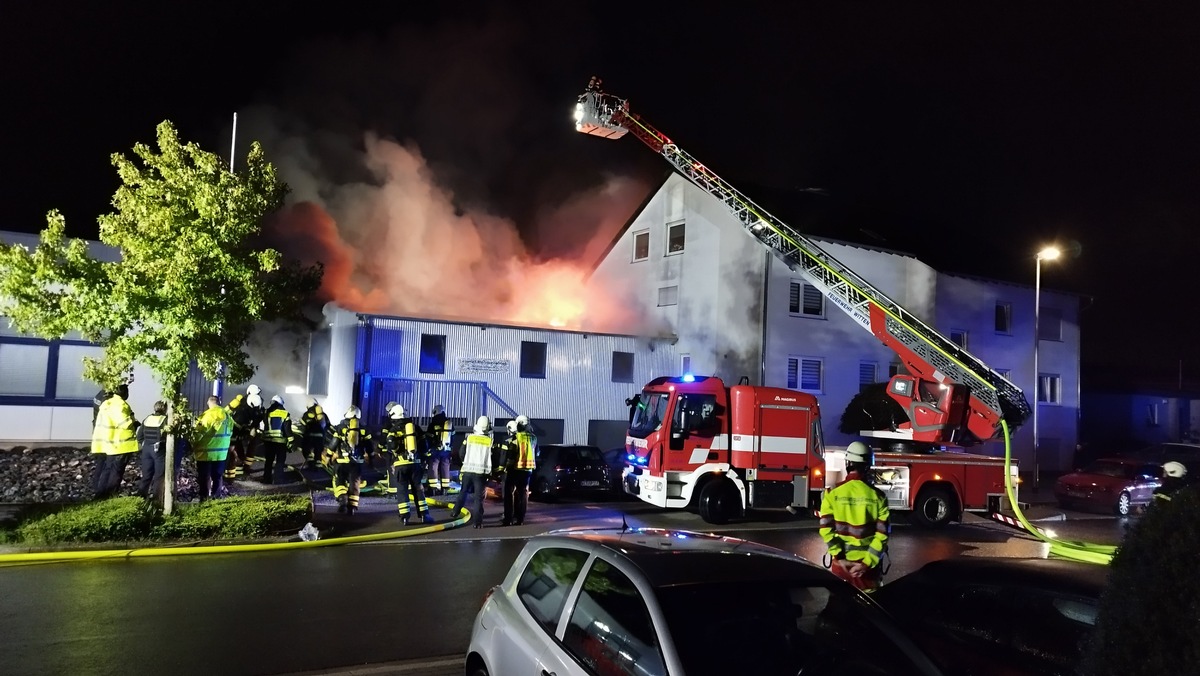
xmin=576 ymin=78 xmax=1030 ymax=527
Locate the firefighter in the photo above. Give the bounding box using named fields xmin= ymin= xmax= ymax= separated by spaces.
xmin=1153 ymin=461 xmax=1189 ymax=502
xmin=225 ymin=385 xmax=265 ymax=482
xmin=449 ymin=416 xmax=493 ymax=528
xmin=259 ymin=395 xmax=293 ymax=484
xmin=818 ymin=441 xmax=890 ymax=592
xmin=501 ymin=415 xmax=538 ymax=526
xmin=91 ymin=384 xmax=137 ymax=499
xmin=135 ymin=400 xmax=169 ymax=503
xmin=329 ymin=405 xmax=375 ymax=515
xmin=299 ymin=397 xmax=329 ymax=470
xmin=426 ymin=404 xmax=453 ymax=495
xmin=383 ymin=404 xmax=434 ymax=525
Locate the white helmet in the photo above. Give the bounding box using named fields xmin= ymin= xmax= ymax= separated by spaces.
xmin=845 ymin=441 xmax=870 ymax=464
xmin=345 ymin=405 xmax=361 ymax=420
xmin=474 ymin=415 xmax=491 ymax=433
xmin=516 ymin=414 xmax=530 ymax=428
xmin=271 ymin=394 xmax=285 ymax=406
xmin=246 ymin=384 xmax=261 ymax=396
xmin=506 ymin=420 xmax=518 ymax=434
xmin=307 ymin=397 xmax=318 ymax=408
xmin=1164 ymin=461 xmax=1188 ymax=478
xmin=389 ymin=404 xmax=406 ymax=419
xmin=246 ymin=394 xmax=263 ymax=408
xmin=433 ymin=404 xmax=445 ymax=416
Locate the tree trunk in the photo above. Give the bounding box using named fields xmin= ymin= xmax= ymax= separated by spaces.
xmin=163 ymin=386 xmax=180 ymax=515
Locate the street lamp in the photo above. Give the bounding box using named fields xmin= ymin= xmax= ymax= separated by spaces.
xmin=1033 ymin=245 xmax=1061 ymax=489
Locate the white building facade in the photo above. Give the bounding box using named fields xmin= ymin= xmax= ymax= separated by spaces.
xmin=589 ymin=174 xmax=1082 ymax=472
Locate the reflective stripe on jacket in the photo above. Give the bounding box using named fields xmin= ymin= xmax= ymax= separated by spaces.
xmin=91 ymin=396 xmax=138 ymax=455
xmin=818 ymin=474 xmax=890 ymax=568
xmin=192 ymin=406 xmax=233 ymax=461
xmin=262 ymin=406 xmax=291 ymax=444
xmin=461 ymin=433 xmax=493 ymax=475
xmin=515 ymin=431 xmax=538 ymax=470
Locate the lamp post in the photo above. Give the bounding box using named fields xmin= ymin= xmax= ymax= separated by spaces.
xmin=1033 ymin=245 xmax=1061 ymax=489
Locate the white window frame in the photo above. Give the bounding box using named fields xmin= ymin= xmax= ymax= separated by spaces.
xmin=680 ymin=354 xmax=692 ymax=375
xmin=657 ymin=285 xmax=679 ymax=307
xmin=994 ymin=302 xmax=1012 ymax=334
xmin=788 ymin=281 xmax=825 ymax=318
xmin=949 ymin=329 xmax=969 ymax=349
xmin=1037 ymin=373 xmax=1062 ymax=405
xmin=787 ymin=356 xmax=823 ymax=394
xmin=666 ymin=221 xmax=686 ymax=256
xmin=631 ymin=229 xmax=650 ymax=262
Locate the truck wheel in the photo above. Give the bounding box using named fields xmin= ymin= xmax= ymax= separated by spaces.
xmin=912 ymin=486 xmax=957 ymax=528
xmin=698 ymin=478 xmax=742 ymax=524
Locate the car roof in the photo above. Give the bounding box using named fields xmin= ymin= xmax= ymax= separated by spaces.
xmin=903 ymin=557 xmax=1109 ymax=598
xmin=531 ymin=527 xmax=833 ymax=588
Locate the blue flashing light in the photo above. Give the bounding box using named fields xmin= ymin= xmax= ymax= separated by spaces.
xmin=682 ymin=373 xmax=695 ymax=382
xmin=627 ymin=453 xmax=636 ymax=463
xmin=637 ymin=455 xmax=648 ymax=465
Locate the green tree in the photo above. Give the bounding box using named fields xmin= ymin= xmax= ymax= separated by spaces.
xmin=0 ymin=121 xmax=321 ymax=513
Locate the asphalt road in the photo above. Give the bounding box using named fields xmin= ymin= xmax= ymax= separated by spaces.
xmin=0 ymin=497 xmax=1127 ymax=676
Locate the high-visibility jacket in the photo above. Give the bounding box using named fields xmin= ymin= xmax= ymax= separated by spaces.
xmin=192 ymin=406 xmax=233 ymax=461
xmin=91 ymin=395 xmax=138 ymax=456
xmin=514 ymin=431 xmax=538 ymax=470
xmin=461 ymin=433 xmax=493 ymax=476
xmin=385 ymin=418 xmax=421 ymax=465
xmin=818 ymin=473 xmax=890 ymax=568
xmin=261 ymin=404 xmax=292 ymax=445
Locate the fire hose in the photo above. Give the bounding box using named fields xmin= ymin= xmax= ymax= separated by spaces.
xmin=1000 ymin=420 xmax=1117 ymax=565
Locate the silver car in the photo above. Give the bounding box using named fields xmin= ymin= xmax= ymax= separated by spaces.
xmin=466 ymin=527 xmax=943 ymax=676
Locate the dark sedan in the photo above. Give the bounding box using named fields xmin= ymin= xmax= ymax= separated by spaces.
xmin=530 ymin=444 xmax=620 ymax=500
xmin=1055 ymin=458 xmax=1160 ymax=515
xmin=874 ymin=557 xmax=1108 ymax=676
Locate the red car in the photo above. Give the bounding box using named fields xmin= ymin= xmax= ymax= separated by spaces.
xmin=1054 ymin=457 xmax=1161 ymax=516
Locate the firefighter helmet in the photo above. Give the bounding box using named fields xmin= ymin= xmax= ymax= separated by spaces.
xmin=506 ymin=420 xmax=518 ymax=434
xmin=385 ymin=401 xmax=398 ymax=414
xmin=433 ymin=404 xmax=446 ymax=416
xmin=307 ymin=397 xmax=318 ymax=408
xmin=247 ymin=384 xmax=261 ymax=396
xmin=845 ymin=441 xmax=870 ymax=464
xmin=390 ymin=404 xmax=406 ymax=419
xmin=516 ymin=414 xmax=530 ymax=429
xmin=475 ymin=415 xmax=491 ymax=433
xmin=1164 ymin=461 xmax=1188 ymax=478
xmin=246 ymin=394 xmax=263 ymax=408
xmin=271 ymin=394 xmax=285 ymax=406
xmin=345 ymin=405 xmax=361 ymax=420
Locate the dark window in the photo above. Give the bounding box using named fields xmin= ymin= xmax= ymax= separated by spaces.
xmin=681 ymin=354 xmax=691 ymax=375
xmin=307 ymin=328 xmax=332 ymax=395
xmin=1038 ymin=308 xmax=1063 ymax=341
xmin=859 ymin=361 xmax=877 ymax=393
xmin=612 ymin=351 xmax=634 ymax=383
xmin=995 ymin=303 xmax=1012 ymax=333
xmin=562 ymin=558 xmax=666 ymax=676
xmin=517 ymin=547 xmax=590 ymax=635
xmin=1038 ymin=373 xmax=1061 ymax=404
xmin=888 ymin=362 xmax=904 ymax=378
xmin=950 ymin=330 xmax=968 ymax=348
xmin=419 ymin=334 xmax=446 ymax=374
xmin=633 ymin=231 xmax=649 ymax=261
xmin=667 ymin=221 xmax=686 ymax=253
xmin=521 ymin=341 xmax=547 ymax=379
xmin=673 ymin=393 xmax=720 ymax=438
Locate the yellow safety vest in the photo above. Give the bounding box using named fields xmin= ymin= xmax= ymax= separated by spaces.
xmin=818 ymin=475 xmax=890 ymax=568
xmin=91 ymin=396 xmax=137 ymax=455
xmin=515 ymin=431 xmax=538 ymax=470
xmin=192 ymin=407 xmax=233 ymax=461
xmin=263 ymin=407 xmax=290 ymax=443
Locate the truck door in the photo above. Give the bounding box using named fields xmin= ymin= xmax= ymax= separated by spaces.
xmin=667 ymin=392 xmax=725 ymax=470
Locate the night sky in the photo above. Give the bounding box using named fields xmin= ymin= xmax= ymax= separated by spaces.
xmin=3 ymin=1 xmax=1199 ymax=389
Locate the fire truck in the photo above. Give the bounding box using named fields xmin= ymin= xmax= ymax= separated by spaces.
xmin=575 ymin=78 xmax=1031 ymax=527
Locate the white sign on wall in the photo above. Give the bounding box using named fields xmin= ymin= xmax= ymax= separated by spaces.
xmin=457 ymin=358 xmax=510 ymax=374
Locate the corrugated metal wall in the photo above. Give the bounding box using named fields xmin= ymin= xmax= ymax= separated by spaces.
xmin=343 ymin=314 xmax=679 ymax=445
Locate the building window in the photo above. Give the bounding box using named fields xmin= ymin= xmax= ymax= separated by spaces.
xmin=308 ymin=328 xmax=332 ymax=396
xmin=996 ymin=368 xmax=1011 ymax=377
xmin=0 ymin=335 xmax=102 ymax=403
xmin=667 ymin=221 xmax=686 ymax=254
xmin=611 ymin=351 xmax=634 ymax=383
xmin=888 ymin=362 xmax=905 ymax=378
xmin=859 ymin=361 xmax=877 ymax=393
xmin=950 ymin=330 xmax=968 ymax=349
xmin=1147 ymin=403 xmax=1160 ymax=427
xmin=657 ymin=286 xmax=679 ymax=307
xmin=418 ymin=334 xmax=447 ymax=374
xmin=520 ymin=341 xmax=547 ymax=379
xmin=681 ymin=354 xmax=691 ymax=375
xmin=787 ymin=357 xmax=823 ymax=393
xmin=55 ymin=344 xmax=105 ymax=399
xmin=632 ymin=230 xmax=649 ymax=262
xmin=995 ymin=302 xmax=1012 ymax=333
xmin=0 ymin=342 xmax=50 ymax=396
xmin=1038 ymin=308 xmax=1063 ymax=341
xmin=1038 ymin=373 xmax=1061 ymax=404
xmin=789 ymin=281 xmax=824 ymax=317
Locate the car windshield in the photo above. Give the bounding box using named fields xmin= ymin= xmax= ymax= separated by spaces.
xmin=1084 ymin=461 xmax=1134 ymax=478
xmin=657 ymin=579 xmax=939 ymax=676
xmin=629 ymin=392 xmax=668 ymax=438
xmin=575 ymin=447 xmax=602 ymax=462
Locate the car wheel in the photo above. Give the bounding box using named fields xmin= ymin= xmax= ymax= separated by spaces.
xmin=534 ymin=477 xmax=554 ymax=502
xmin=912 ymin=486 xmax=958 ymax=528
xmin=698 ymin=478 xmax=742 ymax=524
xmin=467 ymin=664 xmax=489 ymax=676
xmin=1115 ymin=491 xmax=1132 ymax=516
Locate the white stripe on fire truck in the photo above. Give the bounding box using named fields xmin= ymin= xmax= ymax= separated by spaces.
xmin=730 ymin=435 xmax=807 ymax=454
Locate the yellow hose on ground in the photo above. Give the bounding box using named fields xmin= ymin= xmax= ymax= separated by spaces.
xmin=1001 ymin=420 xmax=1116 ymax=565
xmin=0 ymin=498 xmax=471 ymax=566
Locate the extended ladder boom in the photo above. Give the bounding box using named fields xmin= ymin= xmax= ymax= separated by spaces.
xmin=574 ymin=79 xmax=1031 ymax=444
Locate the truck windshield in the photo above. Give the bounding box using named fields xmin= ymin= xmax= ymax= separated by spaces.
xmin=630 ymin=392 xmax=668 ymax=438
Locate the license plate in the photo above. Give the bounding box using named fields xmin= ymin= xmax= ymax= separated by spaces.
xmin=580 ymin=481 xmax=600 ymax=487
xmin=1067 ymin=490 xmax=1087 ymax=498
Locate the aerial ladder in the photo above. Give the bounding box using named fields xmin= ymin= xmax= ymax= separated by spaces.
xmin=574 ymin=77 xmax=1032 ymax=447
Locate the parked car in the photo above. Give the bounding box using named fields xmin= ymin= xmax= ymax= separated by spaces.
xmin=874 ymin=557 xmax=1109 ymax=676
xmin=530 ymin=444 xmax=619 ymax=500
xmin=1129 ymin=442 xmax=1200 ymax=476
xmin=467 ymin=527 xmax=944 ymax=676
xmin=1055 ymin=457 xmax=1161 ymax=515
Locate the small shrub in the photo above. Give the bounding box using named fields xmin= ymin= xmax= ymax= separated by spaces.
xmin=18 ymin=497 xmax=158 ymax=544
xmin=152 ymin=494 xmax=310 ymax=540
xmin=1082 ymin=486 xmax=1200 ymax=675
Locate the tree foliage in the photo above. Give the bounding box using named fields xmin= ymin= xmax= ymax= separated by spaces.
xmin=0 ymin=121 xmax=322 ymax=402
